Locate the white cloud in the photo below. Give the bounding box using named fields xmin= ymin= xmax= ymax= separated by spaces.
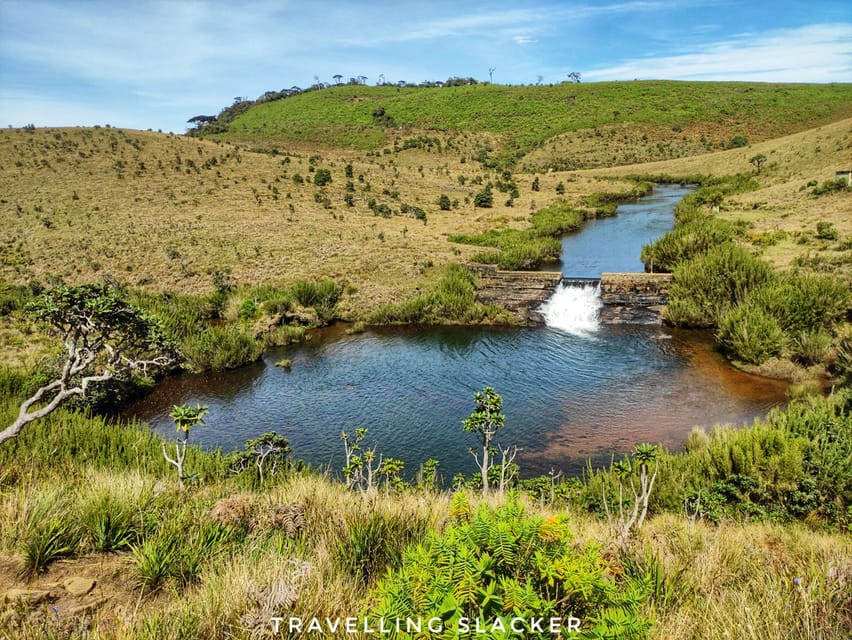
xmin=584 ymin=23 xmax=852 ymax=82
xmin=513 ymin=35 xmax=538 ymax=45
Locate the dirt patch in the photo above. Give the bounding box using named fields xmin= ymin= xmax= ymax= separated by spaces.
xmin=0 ymin=553 xmax=147 ymax=638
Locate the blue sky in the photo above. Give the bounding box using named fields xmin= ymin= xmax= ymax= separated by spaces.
xmin=1 ymin=1 xmax=850 ymax=133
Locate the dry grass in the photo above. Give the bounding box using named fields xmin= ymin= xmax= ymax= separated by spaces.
xmin=0 ymin=126 xmax=626 ymax=317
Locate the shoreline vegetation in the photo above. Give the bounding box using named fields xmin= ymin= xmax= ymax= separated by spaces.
xmin=1 ymin=80 xmax=850 ymax=638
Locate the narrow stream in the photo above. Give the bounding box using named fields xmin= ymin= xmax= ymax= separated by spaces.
xmin=126 ymin=185 xmax=788 ymax=480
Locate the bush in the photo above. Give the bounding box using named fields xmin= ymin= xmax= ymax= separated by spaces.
xmin=665 ymin=244 xmax=774 ymax=327
xmin=313 ymin=168 xmax=332 ymax=186
xmin=289 ymin=279 xmax=342 ymax=322
xmin=716 ymin=301 xmax=786 ymax=364
xmin=474 ymin=186 xmax=493 ymax=208
xmin=815 ymin=221 xmax=838 ymax=240
xmin=749 ymin=273 xmax=850 ymax=335
xmin=181 ymin=325 xmax=263 ymax=371
xmin=368 ymin=499 xmax=652 ymax=638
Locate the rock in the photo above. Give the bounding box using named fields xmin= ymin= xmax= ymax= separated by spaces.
xmin=63 ymin=577 xmax=96 ymax=597
xmin=4 ymin=589 xmax=51 ymax=604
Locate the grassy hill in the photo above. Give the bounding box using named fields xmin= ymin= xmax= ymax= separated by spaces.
xmin=207 ymin=81 xmax=852 ymax=166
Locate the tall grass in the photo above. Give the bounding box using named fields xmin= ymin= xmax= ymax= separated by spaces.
xmin=367 ymin=264 xmax=508 ymax=325
xmin=450 ymin=199 xmax=584 ymax=270
xmin=181 ymin=325 xmax=263 ymax=372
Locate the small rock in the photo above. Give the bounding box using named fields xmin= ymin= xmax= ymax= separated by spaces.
xmin=4 ymin=589 xmax=51 ymax=604
xmin=63 ymin=577 xmax=96 ymax=597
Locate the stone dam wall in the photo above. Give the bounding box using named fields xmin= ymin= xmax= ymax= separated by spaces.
xmin=467 ymin=264 xmax=672 ymax=324
xmin=599 ymin=272 xmax=672 ymax=324
xmin=468 ymin=264 xmax=563 ymax=324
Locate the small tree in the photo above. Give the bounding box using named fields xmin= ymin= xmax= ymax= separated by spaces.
xmin=531 ymin=176 xmax=540 ymax=191
xmin=437 ymin=193 xmax=452 ymax=211
xmin=313 ymin=168 xmax=332 ymax=186
xmin=462 ymin=387 xmax=505 ymax=496
xmin=473 ymin=185 xmax=493 ymax=208
xmin=227 ymin=431 xmax=291 ymax=485
xmin=749 ymin=153 xmax=767 ymax=174
xmin=555 ymin=181 xmax=565 ymax=195
xmin=163 ymin=404 xmax=207 ymax=488
xmin=602 ymin=443 xmax=659 ymax=547
xmin=1 ymin=284 xmax=175 ymax=445
xmin=341 ymin=427 xmax=381 ymax=493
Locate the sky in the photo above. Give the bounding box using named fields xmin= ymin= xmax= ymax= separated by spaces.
xmin=1 ymin=0 xmax=850 ymax=133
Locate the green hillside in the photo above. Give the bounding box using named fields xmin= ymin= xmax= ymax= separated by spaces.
xmin=204 ymin=81 xmax=852 ymax=164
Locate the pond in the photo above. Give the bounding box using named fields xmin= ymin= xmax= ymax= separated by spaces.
xmin=126 ymin=185 xmax=788 ymax=481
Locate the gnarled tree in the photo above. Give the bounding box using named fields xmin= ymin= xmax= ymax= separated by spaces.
xmin=0 ymin=283 xmax=176 ymax=445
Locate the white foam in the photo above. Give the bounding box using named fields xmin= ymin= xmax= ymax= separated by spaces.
xmin=540 ymin=283 xmax=601 ymax=336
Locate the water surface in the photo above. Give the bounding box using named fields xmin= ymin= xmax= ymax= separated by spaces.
xmin=126 ymin=184 xmax=787 ymax=482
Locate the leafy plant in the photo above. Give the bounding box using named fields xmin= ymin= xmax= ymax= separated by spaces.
xmin=368 ymin=499 xmax=652 ymax=639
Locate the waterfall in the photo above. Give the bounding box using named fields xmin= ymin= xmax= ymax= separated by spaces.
xmin=539 ymin=282 xmax=601 ymax=335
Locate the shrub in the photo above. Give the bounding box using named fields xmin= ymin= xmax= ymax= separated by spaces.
xmin=665 ymin=244 xmax=774 ymax=327
xmin=749 ymin=273 xmax=850 ymax=334
xmin=289 ymin=279 xmax=342 ymax=322
xmin=313 ymin=168 xmax=332 ymax=186
xmin=368 ymin=499 xmax=652 ymax=638
xmin=334 ymin=508 xmax=427 ymax=587
xmin=474 ymin=186 xmax=493 ymax=208
xmin=78 ymin=492 xmax=143 ymax=552
xmin=181 ymin=325 xmax=263 ymax=371
xmin=815 ymin=221 xmax=838 ymax=240
xmin=716 ymin=301 xmax=786 ymax=364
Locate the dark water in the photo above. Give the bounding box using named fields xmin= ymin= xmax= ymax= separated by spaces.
xmin=127 ymin=324 xmax=786 ymax=480
xmin=126 ymin=184 xmax=788 ymax=481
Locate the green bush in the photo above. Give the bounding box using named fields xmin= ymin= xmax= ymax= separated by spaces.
xmin=289 ymin=279 xmax=342 ymax=322
xmin=716 ymin=301 xmax=786 ymax=364
xmin=366 ymin=265 xmax=504 ymax=325
xmin=368 ymin=499 xmax=652 ymax=639
xmin=335 ymin=508 xmax=427 ymax=588
xmin=665 ymin=244 xmax=774 ymax=327
xmin=748 ymin=273 xmax=850 ymax=335
xmin=452 ymin=200 xmax=583 ymax=270
xmin=180 ymin=325 xmax=263 ymax=371
xmin=791 ymin=331 xmax=832 ymax=366
xmin=641 ymin=215 xmax=737 ymax=273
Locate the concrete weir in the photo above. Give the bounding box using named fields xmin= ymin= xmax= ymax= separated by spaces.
xmin=468 ymin=264 xmax=672 ymax=325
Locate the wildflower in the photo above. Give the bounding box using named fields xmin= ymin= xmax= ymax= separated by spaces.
xmin=794 ymin=576 xmax=802 ymax=585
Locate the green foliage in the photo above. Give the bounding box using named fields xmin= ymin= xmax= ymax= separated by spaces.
xmin=748 ymin=273 xmax=850 ymax=335
xmin=438 ymin=193 xmax=452 ymax=210
xmin=226 ymin=431 xmax=292 ymax=485
xmin=78 ymin=491 xmax=144 ymax=552
xmin=210 ymin=81 xmax=852 ymax=163
xmin=313 ymin=167 xmax=332 ymax=186
xmin=727 ymin=135 xmax=749 ymax=148
xmin=665 ymin=244 xmax=774 ymax=327
xmin=19 ymin=492 xmax=81 ymax=576
xmin=811 ymin=180 xmax=849 ymax=197
xmin=474 ymin=185 xmax=494 ymax=208
xmin=289 ymin=279 xmax=342 ymax=322
xmin=334 ymin=508 xmax=427 ymax=587
xmin=367 ymin=264 xmax=505 ymax=325
xmin=451 ymin=200 xmax=584 ymax=270
xmin=716 ymin=301 xmax=786 ymax=364
xmin=815 ymin=220 xmax=839 ymax=240
xmin=181 ymin=324 xmax=263 ymax=371
xmin=368 ymin=499 xmax=652 ymax=639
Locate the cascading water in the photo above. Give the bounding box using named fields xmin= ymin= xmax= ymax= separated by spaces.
xmin=539 ymin=282 xmax=602 ymax=335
